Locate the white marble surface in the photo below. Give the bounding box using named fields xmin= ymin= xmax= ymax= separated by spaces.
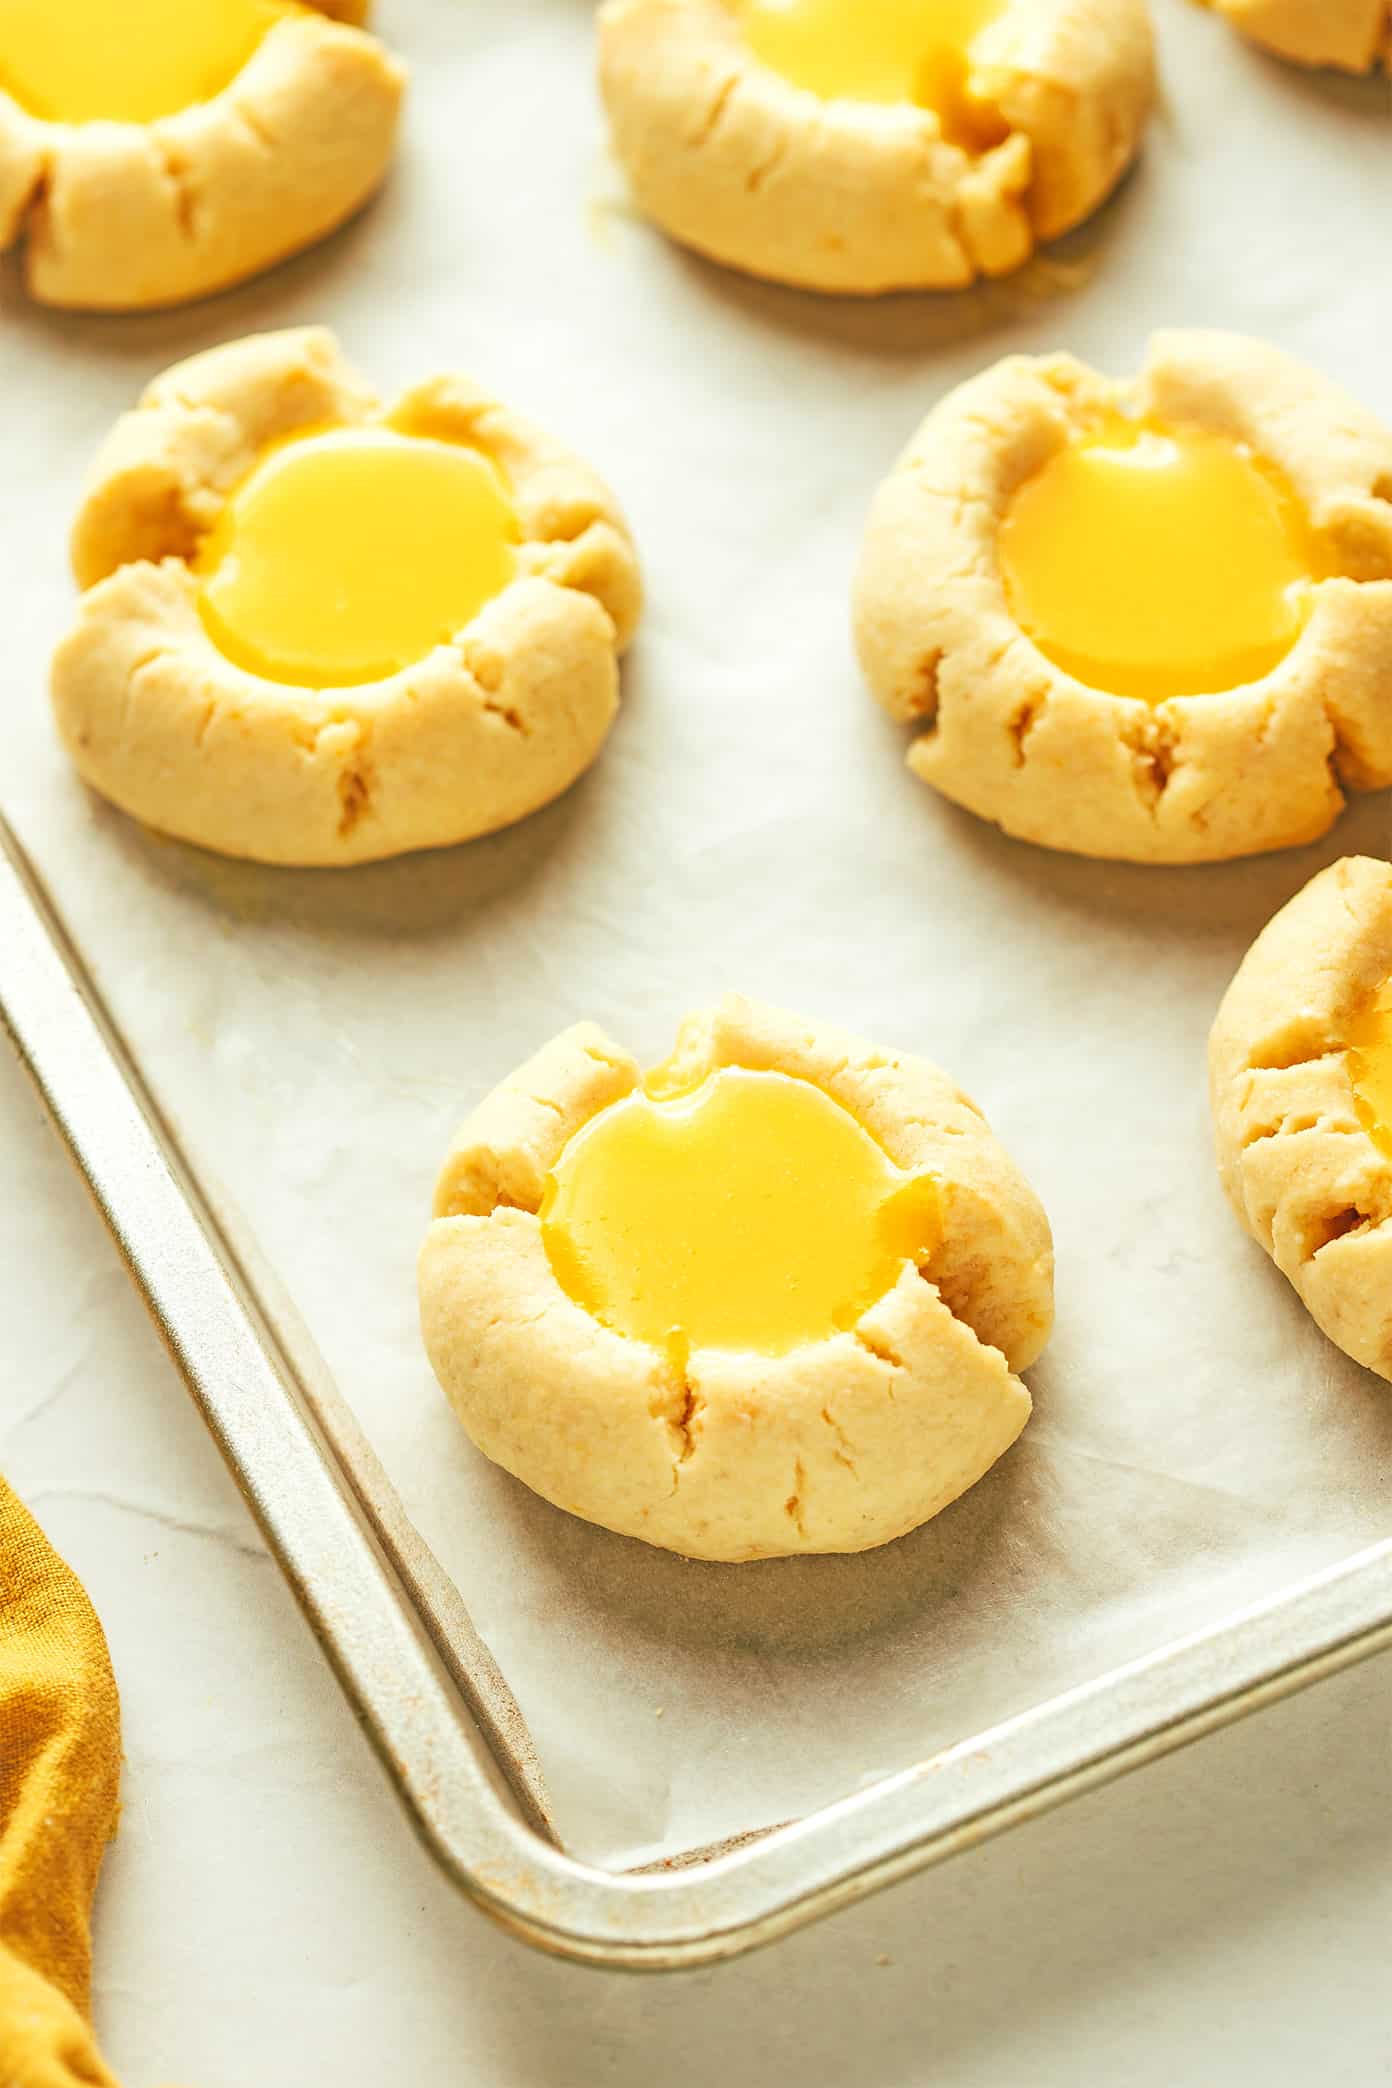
xmin=5 ymin=1001 xmax=1392 ymax=2086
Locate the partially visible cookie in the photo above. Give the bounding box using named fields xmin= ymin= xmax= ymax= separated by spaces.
xmin=52 ymin=329 xmax=642 ymax=866
xmin=1210 ymin=0 xmax=1391 ymax=72
xmin=0 ymin=0 xmax=405 ymax=308
xmin=597 ymin=0 xmax=1154 ymax=295
xmin=419 ymin=994 xmax=1054 ymax=1562
xmin=1210 ymin=858 xmax=1392 ymax=1380
xmin=855 ymin=330 xmax=1392 ymax=863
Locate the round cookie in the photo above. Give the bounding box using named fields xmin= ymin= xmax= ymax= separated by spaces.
xmin=1210 ymin=0 xmax=1391 ymax=71
xmin=1210 ymin=857 xmax=1392 ymax=1381
xmin=597 ymin=0 xmax=1155 ymax=295
xmin=52 ymin=328 xmax=642 ymax=867
xmin=854 ymin=330 xmax=1392 ymax=864
xmin=418 ymin=995 xmax=1054 ymax=1562
xmin=0 ymin=0 xmax=405 ymax=309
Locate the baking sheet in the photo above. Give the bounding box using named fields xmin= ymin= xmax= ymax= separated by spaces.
xmin=4 ymin=0 xmax=1392 ymax=1870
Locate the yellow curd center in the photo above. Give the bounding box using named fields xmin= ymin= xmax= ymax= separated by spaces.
xmin=997 ymin=418 xmax=1319 ymax=704
xmin=1346 ymin=979 xmax=1392 ymax=1161
xmin=736 ymin=0 xmax=1007 ymax=144
xmin=540 ymin=1065 xmax=941 ymax=1359
xmin=0 ymin=0 xmax=303 ymax=125
xmin=193 ymin=425 xmax=520 ymax=689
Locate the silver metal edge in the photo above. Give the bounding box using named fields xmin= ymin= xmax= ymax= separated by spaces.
xmin=4 ymin=809 xmax=1392 ymax=1972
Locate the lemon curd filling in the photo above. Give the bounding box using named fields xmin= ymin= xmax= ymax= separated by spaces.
xmin=540 ymin=1065 xmax=942 ymax=1359
xmin=997 ymin=418 xmax=1321 ymax=704
xmin=0 ymin=0 xmax=304 ymax=126
xmin=1346 ymin=979 xmax=1392 ymax=1161
xmin=735 ymin=0 xmax=1008 ymax=146
xmin=193 ymin=425 xmax=521 ymax=689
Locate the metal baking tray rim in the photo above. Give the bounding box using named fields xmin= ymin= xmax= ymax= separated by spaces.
xmin=4 ymin=807 xmax=1391 ymax=1971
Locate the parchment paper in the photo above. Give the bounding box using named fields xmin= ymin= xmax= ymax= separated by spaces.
xmin=3 ymin=0 xmax=1391 ymax=1869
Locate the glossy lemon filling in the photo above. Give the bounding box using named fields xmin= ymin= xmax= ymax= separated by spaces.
xmin=194 ymin=425 xmax=520 ymax=689
xmin=735 ymin=0 xmax=1008 ymax=147
xmin=997 ymin=418 xmax=1320 ymax=704
xmin=1347 ymin=979 xmax=1392 ymax=1162
xmin=0 ymin=0 xmax=305 ymax=126
xmin=541 ymin=1065 xmax=941 ymax=1359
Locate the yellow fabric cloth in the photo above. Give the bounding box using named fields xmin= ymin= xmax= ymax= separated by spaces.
xmin=1 ymin=1475 xmax=122 ymax=2087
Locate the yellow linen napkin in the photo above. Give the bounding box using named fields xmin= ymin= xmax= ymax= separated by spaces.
xmin=1 ymin=1474 xmax=122 ymax=2087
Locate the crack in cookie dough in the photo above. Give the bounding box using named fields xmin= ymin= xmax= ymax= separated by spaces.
xmin=669 ymin=1379 xmax=701 ymax=1469
xmin=0 ymin=1 xmax=404 ymax=309
xmin=855 ymin=331 xmax=1392 ymax=864
xmin=598 ymin=0 xmax=1154 ymax=295
xmin=1210 ymin=857 xmax=1392 ymax=1380
xmin=819 ymin=1405 xmax=860 ymax=1475
xmin=50 ymin=329 xmax=643 ymax=867
xmin=1210 ymin=0 xmax=1392 ymax=71
xmin=418 ymin=996 xmax=1053 ymax=1560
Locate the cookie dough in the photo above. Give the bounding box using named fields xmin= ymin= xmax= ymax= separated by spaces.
xmin=854 ymin=330 xmax=1392 ymax=863
xmin=1210 ymin=0 xmax=1391 ymax=71
xmin=0 ymin=0 xmax=405 ymax=309
xmin=1210 ymin=857 xmax=1392 ymax=1381
xmin=52 ymin=328 xmax=642 ymax=866
xmin=418 ymin=995 xmax=1054 ymax=1561
xmin=597 ymin=0 xmax=1155 ymax=295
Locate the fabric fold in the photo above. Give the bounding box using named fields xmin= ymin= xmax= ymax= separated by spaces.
xmin=1 ymin=1474 xmax=122 ymax=2087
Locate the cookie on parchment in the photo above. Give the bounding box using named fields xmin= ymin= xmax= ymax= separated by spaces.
xmin=854 ymin=331 xmax=1392 ymax=863
xmin=0 ymin=0 xmax=405 ymax=309
xmin=598 ymin=0 xmax=1154 ymax=295
xmin=1211 ymin=857 xmax=1392 ymax=1382
xmin=52 ymin=329 xmax=642 ymax=866
xmin=420 ymin=995 xmax=1054 ymax=1562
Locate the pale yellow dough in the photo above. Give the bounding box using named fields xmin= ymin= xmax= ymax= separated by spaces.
xmin=0 ymin=3 xmax=404 ymax=309
xmin=854 ymin=330 xmax=1392 ymax=864
xmin=597 ymin=0 xmax=1154 ymax=295
xmin=1211 ymin=0 xmax=1391 ymax=71
xmin=1210 ymin=858 xmax=1392 ymax=1382
xmin=51 ymin=329 xmax=643 ymax=867
xmin=418 ymin=996 xmax=1054 ymax=1562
